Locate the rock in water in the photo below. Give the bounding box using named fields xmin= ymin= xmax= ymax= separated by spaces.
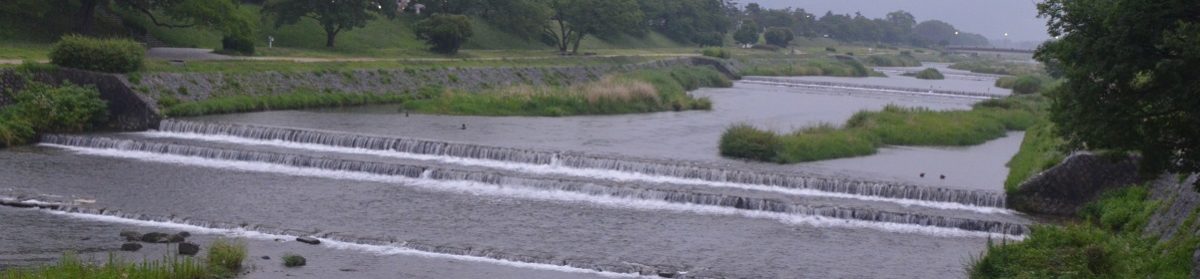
xmin=178 ymin=242 xmax=200 ymax=256
xmin=296 ymin=236 xmax=321 ymax=245
xmin=167 ymin=234 xmax=186 ymax=243
xmin=261 ymin=256 xmax=271 ymax=260
xmin=140 ymin=232 xmax=170 ymax=243
xmin=120 ymin=230 xmax=142 ymax=241
xmin=120 ymin=242 xmax=142 ymax=252
xmin=176 ymin=231 xmax=190 ymax=238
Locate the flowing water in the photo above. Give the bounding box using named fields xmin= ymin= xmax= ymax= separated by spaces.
xmin=0 ymin=68 xmax=1029 ymax=278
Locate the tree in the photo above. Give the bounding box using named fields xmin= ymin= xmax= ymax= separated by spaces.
xmin=639 ymin=0 xmax=731 ymax=45
xmin=1036 ymin=0 xmax=1200 ymax=187
xmin=912 ymin=20 xmax=956 ymax=46
xmin=545 ymin=0 xmax=643 ymax=54
xmin=733 ymin=20 xmax=759 ymax=45
xmin=414 ymin=14 xmax=473 ymax=54
xmin=1 ymin=0 xmax=252 ymax=39
xmin=763 ymin=27 xmax=792 ymax=47
xmin=475 ymin=0 xmax=551 ymax=40
xmin=263 ymin=0 xmax=398 ymax=48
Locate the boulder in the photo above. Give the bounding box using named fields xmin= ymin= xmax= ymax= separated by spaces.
xmin=261 ymin=256 xmax=271 ymax=260
xmin=140 ymin=232 xmax=171 ymax=243
xmin=119 ymin=231 xmax=142 ymax=241
xmin=166 ymin=234 xmax=186 ymax=243
xmin=120 ymin=242 xmax=142 ymax=252
xmin=178 ymin=242 xmax=200 ymax=256
xmin=296 ymin=236 xmax=321 ymax=245
xmin=176 ymin=231 xmax=191 ymax=238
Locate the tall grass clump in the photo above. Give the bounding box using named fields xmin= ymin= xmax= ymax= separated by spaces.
xmin=207 ymin=238 xmax=247 ymax=274
xmin=719 ymin=124 xmax=779 ymax=162
xmin=970 ymin=185 xmax=1197 ymax=279
xmin=49 ymin=35 xmax=145 ymax=73
xmin=864 ymin=54 xmax=921 ymax=67
xmin=719 ymin=94 xmax=1045 ymax=163
xmin=1002 ymin=122 xmax=1066 ymax=192
xmin=162 ymin=90 xmax=412 ymax=117
xmin=403 ymin=66 xmax=728 ymax=116
xmin=740 ymin=57 xmax=871 ymax=77
xmin=0 ymin=252 xmax=210 ymax=279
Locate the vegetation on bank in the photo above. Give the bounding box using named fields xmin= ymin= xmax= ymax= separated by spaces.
xmin=720 ymin=95 xmax=1045 ymax=163
xmin=403 ymin=66 xmax=728 ymax=116
xmin=0 ymin=78 xmax=108 ymax=148
xmin=739 ymin=56 xmax=873 ymax=77
xmin=907 ymin=68 xmax=944 ymax=80
xmin=161 ymin=90 xmax=415 ymax=117
xmin=971 ymin=185 xmax=1197 ymax=278
xmin=1 ymin=239 xmax=249 ymax=279
xmin=950 ymin=60 xmax=1043 ymax=76
xmin=995 ymin=75 xmax=1049 ymax=95
xmin=48 ymin=36 xmax=144 ymax=73
xmin=1003 ymin=122 xmax=1067 ymax=192
xmin=863 ymin=54 xmax=921 ymax=67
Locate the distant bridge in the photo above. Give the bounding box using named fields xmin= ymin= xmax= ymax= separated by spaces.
xmin=944 ymin=46 xmax=1036 ymax=54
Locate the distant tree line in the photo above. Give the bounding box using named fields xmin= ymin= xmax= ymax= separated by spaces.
xmin=0 ymin=0 xmax=989 ymax=55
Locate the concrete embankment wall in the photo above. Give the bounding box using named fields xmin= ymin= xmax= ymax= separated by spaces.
xmin=1144 ymin=174 xmax=1200 ymax=276
xmin=1008 ymin=152 xmax=1141 ymax=215
xmin=0 ymin=57 xmax=738 ymax=131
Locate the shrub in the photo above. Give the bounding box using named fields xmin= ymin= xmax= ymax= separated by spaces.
xmin=11 ymin=81 xmax=108 ymax=133
xmin=701 ymin=48 xmax=731 ymax=59
xmin=49 ymin=35 xmax=144 ymax=73
xmin=221 ymin=35 xmax=255 ymax=55
xmin=208 ymin=238 xmax=247 ymax=273
xmin=733 ymin=21 xmax=760 ymax=45
xmin=414 ymin=14 xmax=473 ymax=55
xmin=864 ymin=54 xmax=921 ymax=67
xmin=763 ymin=27 xmax=794 ymax=47
xmin=910 ymin=68 xmax=945 ymax=80
xmin=282 ymin=254 xmax=306 ymax=267
xmin=0 ymin=111 xmax=36 ymax=147
xmin=1010 ymin=75 xmax=1043 ymax=94
xmin=719 ymin=124 xmax=778 ymax=162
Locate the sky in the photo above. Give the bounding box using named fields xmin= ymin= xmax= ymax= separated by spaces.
xmin=748 ymin=0 xmax=1051 ymax=42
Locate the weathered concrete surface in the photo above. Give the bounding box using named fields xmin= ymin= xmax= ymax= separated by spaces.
xmin=1009 ymin=152 xmax=1142 ymax=216
xmin=0 ymin=68 xmax=160 ymax=130
xmin=1143 ymin=174 xmax=1200 ymax=277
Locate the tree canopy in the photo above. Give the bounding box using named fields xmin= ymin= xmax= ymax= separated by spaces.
xmin=0 ymin=0 xmax=252 ymax=38
xmin=1036 ymin=0 xmax=1200 ymax=185
xmin=545 ymin=0 xmax=643 ymax=54
xmin=263 ymin=0 xmax=398 ymax=47
xmin=415 ymin=14 xmax=473 ymax=54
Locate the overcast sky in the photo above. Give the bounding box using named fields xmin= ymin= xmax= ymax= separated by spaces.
xmin=748 ymin=0 xmax=1050 ymax=42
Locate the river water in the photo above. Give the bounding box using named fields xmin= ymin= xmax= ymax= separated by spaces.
xmin=0 ymin=65 xmax=1029 ymax=278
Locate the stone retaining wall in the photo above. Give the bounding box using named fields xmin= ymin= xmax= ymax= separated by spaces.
xmin=1008 ymin=152 xmax=1142 ymax=216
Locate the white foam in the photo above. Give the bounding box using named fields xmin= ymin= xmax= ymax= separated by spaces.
xmin=138 ymin=130 xmax=1016 ymax=215
xmin=45 ymin=143 xmax=1024 ymax=240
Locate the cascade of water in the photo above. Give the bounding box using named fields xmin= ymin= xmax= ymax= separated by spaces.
xmin=154 ymin=120 xmax=1009 ymax=208
xmin=40 ymin=134 xmax=1028 ymax=236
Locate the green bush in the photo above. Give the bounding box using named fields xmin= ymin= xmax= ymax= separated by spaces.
xmin=0 ymin=111 xmax=36 ymax=147
xmin=49 ymin=35 xmax=145 ymax=73
xmin=970 ymin=185 xmax=1194 ymax=279
xmin=773 ymin=125 xmax=878 ymax=163
xmin=1010 ymin=75 xmax=1043 ymax=94
xmin=864 ymin=54 xmax=921 ymax=67
xmin=414 ymin=14 xmax=474 ymax=55
xmin=701 ymin=47 xmax=731 ymax=59
xmin=221 ymin=35 xmax=256 ymax=55
xmin=719 ymin=124 xmax=779 ymax=162
xmin=909 ymin=68 xmax=945 ymax=80
xmin=11 ymin=81 xmax=109 ymax=133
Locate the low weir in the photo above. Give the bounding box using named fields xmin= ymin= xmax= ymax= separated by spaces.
xmin=40 ymin=134 xmax=1028 ymax=236
xmin=740 ymin=76 xmax=1000 ymax=99
xmin=154 ymin=119 xmax=1009 ymax=208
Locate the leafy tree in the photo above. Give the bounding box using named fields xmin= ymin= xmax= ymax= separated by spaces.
xmin=475 ymin=0 xmax=551 ymax=40
xmin=640 ymin=0 xmax=731 ymax=45
xmin=733 ymin=20 xmax=760 ymax=45
xmin=1036 ymin=0 xmax=1200 ymax=186
xmin=913 ymin=20 xmax=957 ymax=46
xmin=1 ymin=0 xmax=252 ymax=39
xmin=263 ymin=0 xmax=398 ymax=48
xmin=763 ymin=27 xmax=793 ymax=47
xmin=414 ymin=14 xmax=473 ymax=54
xmin=545 ymin=0 xmax=643 ymax=54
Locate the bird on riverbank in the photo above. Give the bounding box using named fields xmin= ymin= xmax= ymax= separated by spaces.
xmin=461 ymin=124 xmax=467 ymax=130
xmin=920 ymin=173 xmax=926 ymax=178
xmin=940 ymin=174 xmax=946 ymax=180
